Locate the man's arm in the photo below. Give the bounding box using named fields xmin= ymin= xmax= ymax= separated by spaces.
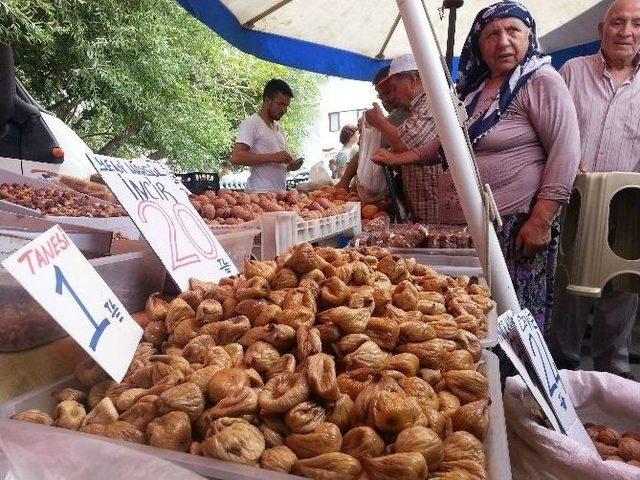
xmin=366 ymin=104 xmax=408 ymax=152
xmin=231 ymin=143 xmax=291 ymax=167
xmin=336 ymin=152 xmax=359 ymax=190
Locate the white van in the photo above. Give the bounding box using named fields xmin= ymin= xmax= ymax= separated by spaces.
xmin=0 ymin=41 xmax=96 ymax=181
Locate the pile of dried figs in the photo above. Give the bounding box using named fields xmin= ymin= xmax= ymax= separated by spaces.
xmin=11 ymin=244 xmax=493 ymax=479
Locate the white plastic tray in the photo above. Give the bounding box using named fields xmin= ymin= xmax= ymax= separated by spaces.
xmin=0 ymin=351 xmax=510 ymax=480
xmin=259 ymin=202 xmax=361 ymax=260
xmin=392 ymin=252 xmax=496 ymax=348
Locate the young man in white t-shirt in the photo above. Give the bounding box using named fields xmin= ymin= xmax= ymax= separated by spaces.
xmin=231 ymin=79 xmax=303 ymax=192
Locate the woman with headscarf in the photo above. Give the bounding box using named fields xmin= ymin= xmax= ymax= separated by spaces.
xmin=372 ymin=1 xmax=581 ymax=330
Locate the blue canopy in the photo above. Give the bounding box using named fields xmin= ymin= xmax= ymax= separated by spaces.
xmin=177 ymin=0 xmax=605 ymax=81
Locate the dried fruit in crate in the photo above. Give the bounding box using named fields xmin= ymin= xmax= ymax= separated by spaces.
xmin=9 ymin=243 xmax=498 ymax=480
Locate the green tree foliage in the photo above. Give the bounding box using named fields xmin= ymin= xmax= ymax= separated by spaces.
xmin=0 ymin=0 xmax=323 ymax=172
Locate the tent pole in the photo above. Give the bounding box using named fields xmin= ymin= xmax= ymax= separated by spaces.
xmin=397 ymin=0 xmax=521 ymax=314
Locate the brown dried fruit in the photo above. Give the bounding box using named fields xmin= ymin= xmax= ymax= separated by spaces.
xmin=395 ymin=425 xmax=444 ymax=471
xmin=208 ymin=367 xmax=251 ymax=403
xmin=51 ymin=388 xmax=87 ymax=405
xmin=619 ymin=437 xmax=640 ymax=461
xmin=363 ymin=452 xmax=428 ymax=480
xmin=239 ymin=324 xmax=296 ymax=351
xmin=143 ymin=320 xmax=167 ymax=347
xmin=115 ymin=388 xmax=148 ymax=413
xmin=146 ymin=293 xmax=168 ymax=322
xmin=382 ymin=353 xmax=420 ymax=377
xmin=341 ymin=426 xmax=385 ymax=459
xmin=326 ymin=393 xmax=354 ymax=433
xmin=158 ymin=382 xmax=205 ymax=421
xmin=200 ymin=315 xmax=251 ymax=344
xmin=399 ymin=321 xmax=436 ymax=344
xmin=285 ymin=401 xmax=326 ymax=434
xmin=244 ymin=341 xmax=281 ymax=374
xmin=83 ymin=397 xmax=118 ymax=426
xmin=286 ymin=422 xmax=342 ymax=459
xmin=595 ymin=441 xmax=619 ymax=458
xmin=295 ymin=325 xmax=322 ymax=362
xmin=165 ymin=298 xmax=195 ymax=333
xmin=365 ymin=316 xmax=400 ymax=350
xmin=306 ymin=353 xmax=339 ymax=401
xmin=373 ymin=390 xmax=422 ymax=433
xmin=293 ymin=452 xmax=361 ymax=480
xmin=195 ymin=299 xmax=223 ymax=324
xmin=206 ymin=385 xmax=258 ymax=419
xmin=11 ymin=409 xmax=53 ymax=426
xmin=182 ymin=335 xmax=217 ymax=364
xmin=596 ymin=427 xmax=622 ymax=447
xmin=343 ymin=341 xmax=389 ymax=370
xmin=317 ymin=306 xmax=370 ymax=334
xmin=397 ymin=339 xmax=457 ymax=369
xmin=266 ymin=353 xmax=297 ymax=379
xmin=337 ymin=334 xmax=371 ymax=355
xmin=393 ymin=280 xmax=419 ymax=311
xmin=277 ymin=307 xmax=315 ymax=330
xmin=245 ymin=259 xmax=278 ymax=282
xmin=270 ymin=268 xmax=299 ymax=290
xmin=451 ymin=399 xmax=490 ymax=441
xmin=201 ymin=417 xmax=265 ymax=465
xmin=443 ymin=431 xmax=485 ymax=464
xmin=399 ymin=376 xmax=439 ymax=414
xmin=321 ymin=276 xmax=350 ymax=306
xmin=261 ymin=446 xmax=297 ymax=473
xmin=146 ymin=411 xmax=191 ymax=452
xmin=437 ymin=391 xmax=461 ymax=418
xmin=102 ymin=421 xmax=145 ymax=444
xmin=259 ymin=372 xmax=310 ymax=414
xmin=443 ymin=370 xmax=488 ymax=404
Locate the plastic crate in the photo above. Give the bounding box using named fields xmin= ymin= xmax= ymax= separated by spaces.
xmin=0 ymin=349 xmax=510 ymax=480
xmin=212 ymin=228 xmax=260 ymax=272
xmin=176 ymin=172 xmax=220 ymax=195
xmin=260 ymin=202 xmax=362 ymax=260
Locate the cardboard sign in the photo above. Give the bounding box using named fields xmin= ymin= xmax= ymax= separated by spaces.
xmin=2 ymin=225 xmax=142 ymax=382
xmin=498 ymin=309 xmax=595 ymax=450
xmin=90 ymin=155 xmax=237 ymax=291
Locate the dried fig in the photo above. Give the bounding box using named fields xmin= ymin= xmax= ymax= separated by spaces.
xmin=244 ymin=341 xmax=281 ymax=374
xmin=321 ymin=276 xmax=350 ymax=306
xmin=259 ymin=372 xmax=310 ymax=414
xmin=11 ymin=409 xmax=53 ymax=426
xmin=201 ymin=417 xmax=265 ymax=465
xmin=341 ymin=426 xmax=385 ymax=459
xmin=393 ymin=280 xmax=419 ymax=311
xmin=206 ymin=385 xmax=258 ymax=419
xmin=293 ymin=452 xmax=361 ymax=480
xmin=146 ymin=293 xmax=169 ymax=322
xmin=399 ymin=321 xmax=436 ymax=344
xmin=307 ymin=353 xmax=339 ymax=402
xmin=239 ymin=324 xmax=296 ymax=351
xmin=395 ymin=426 xmax=444 ymax=471
xmin=382 ymin=353 xmax=420 ymax=377
xmin=200 ymin=315 xmax=251 ymax=344
xmin=165 ymin=298 xmax=195 ymax=333
xmin=326 ymin=393 xmax=354 ymax=433
xmin=451 ymin=399 xmax=490 ymax=441
xmin=195 ymin=299 xmax=224 ymax=324
xmin=158 ymin=382 xmax=205 ymax=421
xmin=364 ymin=316 xmax=400 ymax=350
xmin=147 ymin=411 xmax=191 ymax=452
xmin=619 ymin=437 xmax=640 ymax=461
xmin=373 ymin=390 xmax=422 ymax=433
xmin=363 ymin=452 xmax=428 ymax=480
xmin=83 ymin=397 xmax=118 ymax=426
xmin=437 ymin=391 xmax=461 ymax=418
xmin=596 ymin=427 xmax=622 ymax=447
xmin=343 ymin=341 xmax=390 ymax=370
xmin=261 ymin=446 xmax=297 ymax=473
xmin=244 ymin=259 xmax=277 ymax=282
xmin=285 ymin=401 xmax=326 ymax=434
xmin=286 ymin=422 xmax=342 ymax=459
xmin=182 ymin=335 xmax=217 ymax=363
xmin=443 ymin=431 xmax=485 ymax=464
xmin=270 ymin=268 xmax=299 ymax=290
xmin=119 ymin=395 xmax=159 ymax=432
xmin=208 ymin=367 xmax=251 ymax=403
xmin=102 ymin=421 xmax=145 ymax=444
xmin=51 ymin=388 xmax=87 ymax=405
xmin=317 ymin=306 xmax=370 ymax=334
xmin=443 ymin=370 xmax=488 ymax=404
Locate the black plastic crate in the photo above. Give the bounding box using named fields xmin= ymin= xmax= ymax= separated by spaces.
xmin=176 ymin=171 xmax=220 ymax=194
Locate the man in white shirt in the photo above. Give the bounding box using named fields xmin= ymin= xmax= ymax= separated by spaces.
xmin=231 ymin=79 xmax=302 ymax=192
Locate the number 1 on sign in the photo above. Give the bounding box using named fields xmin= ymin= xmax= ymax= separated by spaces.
xmin=54 ymin=265 xmax=110 ymax=351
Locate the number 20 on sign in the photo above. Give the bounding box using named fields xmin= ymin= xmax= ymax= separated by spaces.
xmin=2 ymin=225 xmax=142 ymax=382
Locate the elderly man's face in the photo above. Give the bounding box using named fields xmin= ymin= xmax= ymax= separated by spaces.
xmin=599 ymin=0 xmax=640 ymax=66
xmin=375 ymin=78 xmax=398 ymax=111
xmin=389 ymin=72 xmax=421 ymax=108
xmin=479 ymin=17 xmax=530 ymax=78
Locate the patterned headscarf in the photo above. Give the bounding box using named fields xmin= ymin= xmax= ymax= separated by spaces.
xmin=456 ymin=1 xmax=551 ymax=145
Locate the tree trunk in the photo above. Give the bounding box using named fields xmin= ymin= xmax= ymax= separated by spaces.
xmin=97 ymin=122 xmax=141 ymax=156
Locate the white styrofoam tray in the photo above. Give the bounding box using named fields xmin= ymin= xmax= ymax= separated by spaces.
xmin=391 ymin=251 xmax=496 ymax=348
xmin=0 ymin=350 xmax=510 ymax=480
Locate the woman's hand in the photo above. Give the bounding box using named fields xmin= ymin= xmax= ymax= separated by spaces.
xmin=515 ymin=216 xmax=551 ymax=257
xmin=515 ymin=199 xmax=560 ymax=257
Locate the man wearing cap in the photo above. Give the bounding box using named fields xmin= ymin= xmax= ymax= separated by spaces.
xmin=365 ymin=54 xmax=440 ymax=224
xmin=335 ymin=66 xmax=409 ymax=190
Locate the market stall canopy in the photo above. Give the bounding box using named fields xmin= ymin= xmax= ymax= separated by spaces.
xmin=176 ymin=0 xmax=608 ymax=80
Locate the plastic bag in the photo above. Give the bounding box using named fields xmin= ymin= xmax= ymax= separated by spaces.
xmin=0 ymin=419 xmax=205 ymax=480
xmin=504 ymin=370 xmax=640 ymax=480
xmin=305 ymin=161 xmax=333 ymax=191
xmin=356 ymin=118 xmax=385 ymax=203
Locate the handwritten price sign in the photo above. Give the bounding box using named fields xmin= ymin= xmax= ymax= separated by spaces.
xmin=90 ymin=156 xmax=237 ymax=291
xmin=498 ymin=309 xmax=594 ymax=450
xmin=2 ymin=225 xmax=142 ymax=382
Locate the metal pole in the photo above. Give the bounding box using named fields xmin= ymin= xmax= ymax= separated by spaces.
xmin=444 ymin=6 xmax=457 ymax=70
xmin=397 ymin=0 xmax=521 ymax=314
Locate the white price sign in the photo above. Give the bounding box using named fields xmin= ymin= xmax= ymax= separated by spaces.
xmin=498 ymin=309 xmax=595 ymax=450
xmin=1 ymin=225 xmax=142 ymax=382
xmin=90 ymin=155 xmax=237 ymax=291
